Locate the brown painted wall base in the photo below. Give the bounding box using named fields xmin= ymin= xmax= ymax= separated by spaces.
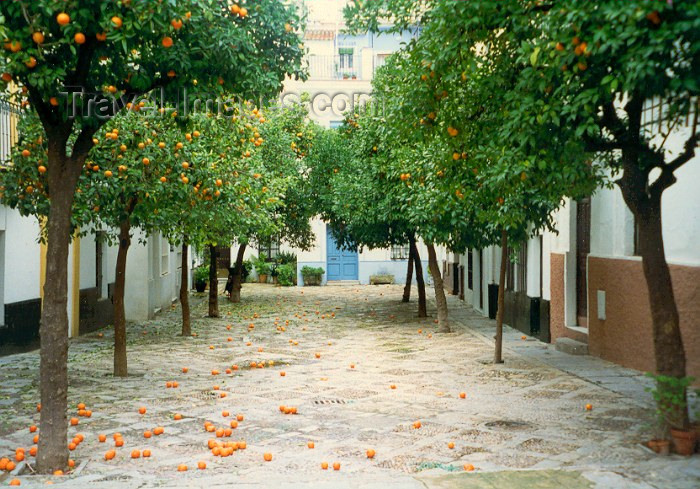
xmin=550 ymin=253 xmax=700 ymax=378
xmin=587 ymin=256 xmax=699 ymax=378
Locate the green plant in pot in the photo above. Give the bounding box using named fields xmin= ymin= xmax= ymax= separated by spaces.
xmin=645 ymin=374 xmax=697 ymax=455
xmin=193 ymin=265 xmax=209 ymax=293
xmin=301 ymin=266 xmax=324 ymax=286
xmin=254 ymin=254 xmax=271 ymax=283
xmin=269 ymin=264 xmax=280 ymax=284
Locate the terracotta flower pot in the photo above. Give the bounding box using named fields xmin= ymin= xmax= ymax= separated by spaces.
xmin=258 ymin=274 xmax=268 ymax=284
xmin=670 ymin=428 xmax=697 ymax=456
xmin=647 ymin=439 xmax=671 ymax=455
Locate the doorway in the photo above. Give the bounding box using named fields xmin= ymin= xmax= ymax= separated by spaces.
xmin=576 ymin=197 xmax=591 ymax=327
xmin=326 ymin=228 xmax=358 ymax=281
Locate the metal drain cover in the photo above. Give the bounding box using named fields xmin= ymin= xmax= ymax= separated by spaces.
xmin=313 ymin=399 xmax=347 ymax=405
xmin=484 ymin=419 xmax=532 ymax=430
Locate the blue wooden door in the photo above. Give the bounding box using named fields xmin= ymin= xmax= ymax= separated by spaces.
xmin=326 ymin=228 xmax=358 ymax=280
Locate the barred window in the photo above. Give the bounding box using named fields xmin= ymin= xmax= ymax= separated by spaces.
xmin=390 ymin=244 xmax=410 ymax=260
xmin=0 ymin=101 xmax=21 ymax=166
xmin=259 ymin=237 xmax=280 ymax=261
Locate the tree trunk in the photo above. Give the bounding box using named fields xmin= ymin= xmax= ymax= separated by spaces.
xmin=637 ymin=198 xmax=688 ymax=428
xmin=36 ymin=145 xmax=82 ymax=473
xmin=229 ymin=243 xmax=247 ymax=303
xmin=411 ymin=239 xmax=427 ymax=318
xmin=426 ymin=243 xmax=450 ymax=332
xmin=495 ymin=230 xmax=508 ymax=364
xmin=208 ymin=244 xmax=219 ymax=317
xmin=180 ymin=241 xmax=191 ymax=336
xmin=113 ymin=219 xmax=131 ymax=377
xmin=402 ymin=239 xmax=414 ymax=303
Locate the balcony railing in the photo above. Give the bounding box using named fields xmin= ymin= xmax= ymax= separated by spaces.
xmin=306 ymin=55 xmax=363 ymax=80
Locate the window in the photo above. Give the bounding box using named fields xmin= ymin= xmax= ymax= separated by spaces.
xmin=160 ymin=235 xmax=170 ymax=275
xmin=467 ymin=249 xmax=473 ymax=290
xmin=517 ymin=244 xmax=527 ymax=293
xmin=338 ymin=47 xmax=354 ymax=70
xmin=390 ymin=244 xmax=410 ymax=260
xmin=633 ymin=215 xmax=641 ymax=256
xmin=259 ymin=236 xmax=280 ymax=261
xmin=0 ymin=101 xmax=20 ymax=166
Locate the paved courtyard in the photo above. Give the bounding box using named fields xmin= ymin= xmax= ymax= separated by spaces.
xmin=0 ymin=284 xmax=698 ymax=488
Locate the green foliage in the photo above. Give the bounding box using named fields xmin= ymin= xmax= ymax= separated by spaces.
xmin=241 ymin=260 xmax=253 ymax=281
xmin=300 ymin=266 xmax=324 ymax=277
xmin=253 ymin=254 xmax=271 ymax=276
xmin=645 ymin=373 xmax=695 ymax=430
xmin=0 ymin=0 xmax=306 ymax=124
xmin=193 ymin=265 xmax=209 ymax=283
xmin=276 ymin=264 xmax=295 ymax=286
xmin=275 ymin=251 xmax=297 ymax=266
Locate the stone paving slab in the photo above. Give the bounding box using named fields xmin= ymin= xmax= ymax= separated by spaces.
xmin=0 ymin=284 xmax=697 ymax=488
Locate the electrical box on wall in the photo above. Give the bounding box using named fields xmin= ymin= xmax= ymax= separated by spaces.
xmin=597 ymin=290 xmax=606 ymax=321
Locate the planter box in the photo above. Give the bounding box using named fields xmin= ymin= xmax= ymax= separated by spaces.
xmin=303 ymin=275 xmax=322 ymax=286
xmin=370 ymin=274 xmax=394 ymax=285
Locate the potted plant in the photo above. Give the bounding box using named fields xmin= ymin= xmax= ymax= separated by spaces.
xmin=645 ymin=406 xmax=671 ymax=455
xmin=254 ymin=254 xmax=270 ymax=283
xmin=646 ymin=374 xmax=697 ymax=455
xmin=342 ymin=72 xmax=349 ymax=80
xmin=351 ymin=74 xmax=357 ymax=80
xmin=193 ymin=265 xmax=209 ymax=293
xmin=301 ymin=266 xmax=324 ymax=286
xmin=269 ymin=263 xmax=279 ymax=285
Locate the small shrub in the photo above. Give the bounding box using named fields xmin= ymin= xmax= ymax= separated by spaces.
xmin=277 ymin=264 xmax=295 ymax=286
xmin=301 ymin=266 xmax=324 ymax=286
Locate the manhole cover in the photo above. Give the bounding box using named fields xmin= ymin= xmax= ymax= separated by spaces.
xmin=313 ymin=399 xmax=346 ymax=405
xmin=484 ymin=420 xmax=532 ymax=430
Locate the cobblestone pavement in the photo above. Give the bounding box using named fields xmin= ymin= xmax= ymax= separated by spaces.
xmin=0 ymin=284 xmax=698 ymax=488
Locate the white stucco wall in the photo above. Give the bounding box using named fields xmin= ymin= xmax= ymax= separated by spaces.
xmin=79 ymin=232 xmax=97 ymax=290
xmin=589 ymin=129 xmax=700 ymax=266
xmin=123 ymin=229 xmax=150 ymax=321
xmin=2 ymin=208 xmax=41 ymax=304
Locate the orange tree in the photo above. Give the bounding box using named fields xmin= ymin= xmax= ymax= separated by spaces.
xmin=345 ymin=1 xmax=601 ymax=348
xmin=349 ymin=0 xmax=700 ymax=383
xmin=307 ymin=113 xmax=431 ymax=318
xmin=0 ymin=0 xmax=304 ymax=472
xmin=158 ymin=105 xmax=281 ymax=317
xmin=83 ymin=108 xmax=194 ymax=377
xmin=357 ymin=0 xmax=700 ymax=416
xmin=235 ymin=101 xmax=317 ymax=297
xmin=511 ymin=1 xmax=700 ymax=426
